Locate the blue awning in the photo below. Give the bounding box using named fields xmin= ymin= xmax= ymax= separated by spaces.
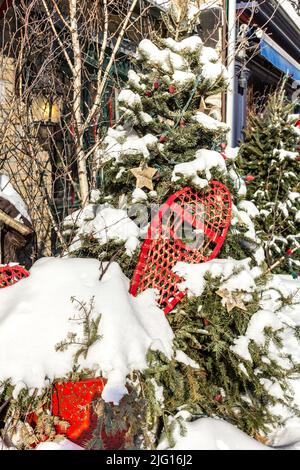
xmin=260 ymin=39 xmax=300 ymax=81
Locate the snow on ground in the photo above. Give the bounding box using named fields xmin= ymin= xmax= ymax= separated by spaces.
xmin=1 ymin=256 xmax=300 ymax=449
xmin=36 ymin=439 xmax=83 ymax=450
xmin=0 ymin=258 xmax=173 ymax=404
xmin=158 ymin=417 xmax=269 ymax=450
xmin=0 ymin=174 xmax=31 ymax=222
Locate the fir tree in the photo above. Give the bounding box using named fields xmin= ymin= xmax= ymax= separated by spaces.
xmin=57 ymin=8 xmax=300 ymax=451
xmin=239 ymin=83 xmax=300 ymax=275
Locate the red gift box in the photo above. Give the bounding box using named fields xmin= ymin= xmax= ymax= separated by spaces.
xmin=52 ymin=378 xmax=126 ymax=449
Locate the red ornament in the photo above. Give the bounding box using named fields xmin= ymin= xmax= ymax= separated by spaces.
xmin=286 ymin=248 xmax=293 ymax=256
xmin=244 ymin=175 xmax=255 ymax=182
xmin=0 ymin=265 xmax=30 ymax=288
xmin=295 ymin=119 xmax=300 ymax=128
xmin=52 ymin=378 xmax=127 ymax=449
xmin=214 ymin=394 xmax=222 ymax=403
xmin=159 ymin=135 xmax=167 ymax=143
xmin=130 ymin=182 xmax=232 ymax=314
xmin=169 ymin=85 xmax=176 ymax=94
xmin=145 ymin=90 xmax=152 ymax=97
xmin=154 ymin=80 xmax=160 ymax=90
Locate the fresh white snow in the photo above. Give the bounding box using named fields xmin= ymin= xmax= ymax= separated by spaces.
xmin=158 ymin=416 xmax=269 ymax=450
xmin=0 ymin=258 xmax=174 ymax=405
xmin=172 ymin=148 xmax=227 ymax=188
xmin=64 ymin=205 xmax=140 ymax=256
xmin=173 ymin=258 xmax=256 ymax=297
xmin=0 ymin=174 xmax=31 ymax=222
xmin=192 ymin=112 xmax=229 ymax=131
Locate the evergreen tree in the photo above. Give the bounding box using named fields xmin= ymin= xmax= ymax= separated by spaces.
xmin=239 ymin=83 xmax=300 ymax=275
xmin=96 ymin=35 xmax=229 ymax=208
xmin=2 ymin=3 xmax=300 ymax=451
xmin=67 ymin=31 xmax=258 ymax=269
xmin=59 ymin=10 xmax=300 ymax=449
xmin=61 ymin=36 xmax=300 ymax=448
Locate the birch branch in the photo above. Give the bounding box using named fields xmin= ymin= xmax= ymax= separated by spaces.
xmin=84 ymin=0 xmax=139 ymax=130
xmin=41 ymin=0 xmax=75 ymax=74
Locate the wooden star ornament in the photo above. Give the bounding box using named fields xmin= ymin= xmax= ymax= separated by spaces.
xmin=216 ymin=288 xmax=247 ymax=313
xmin=130 ymin=163 xmax=157 ymax=191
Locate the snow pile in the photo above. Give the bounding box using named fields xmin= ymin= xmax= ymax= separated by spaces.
xmin=118 ymin=89 xmax=141 ymax=108
xmin=172 ymin=148 xmax=227 ymax=188
xmin=231 ymin=202 xmax=259 ymax=244
xmin=231 ymin=310 xmax=283 ymax=362
xmin=274 ymin=148 xmax=299 ymax=161
xmin=164 ymin=36 xmax=202 ymax=54
xmin=229 ymin=167 xmax=247 ymax=196
xmin=223 ymin=146 xmax=239 ymax=161
xmin=172 ymin=70 xmax=196 ymax=86
xmin=199 ymin=46 xmax=219 ymax=64
xmin=238 ymin=200 xmax=260 ymax=219
xmin=0 ymin=258 xmax=174 ymax=404
xmin=64 ymin=205 xmax=140 ymax=255
xmin=202 ymin=62 xmax=229 ymax=83
xmin=136 ymin=37 xmax=228 ymax=84
xmin=0 ymin=174 xmax=31 ymax=222
xmin=158 ymin=416 xmax=268 ymax=450
xmin=36 ymin=439 xmax=83 ymax=451
xmin=98 ymin=127 xmax=158 ymax=163
xmin=192 ymin=112 xmax=229 ymax=131
xmin=173 ymin=258 xmax=257 ymax=297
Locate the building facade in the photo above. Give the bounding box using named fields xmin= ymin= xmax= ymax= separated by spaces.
xmin=232 ymin=0 xmax=300 ymax=145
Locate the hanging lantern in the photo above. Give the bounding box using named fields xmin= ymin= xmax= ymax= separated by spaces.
xmin=30 ymin=94 xmax=61 ymax=124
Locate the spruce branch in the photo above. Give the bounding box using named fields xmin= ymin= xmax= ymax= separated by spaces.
xmin=55 ymin=296 xmax=102 ymax=365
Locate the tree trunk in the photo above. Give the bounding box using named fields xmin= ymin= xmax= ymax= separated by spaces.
xmin=70 ymin=0 xmax=89 ymax=207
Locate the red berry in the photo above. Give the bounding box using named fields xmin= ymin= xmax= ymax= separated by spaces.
xmin=169 ymin=85 xmax=176 ymax=94
xmin=287 ymin=248 xmax=293 ymax=256
xmin=145 ymin=90 xmax=152 ymax=97
xmin=159 ymin=135 xmax=167 ymax=143
xmin=203 ymin=319 xmax=209 ymax=327
xmin=221 ymin=143 xmax=227 ymax=150
xmin=214 ymin=394 xmax=222 ymax=403
xmin=296 ymin=157 xmax=300 ymax=161
xmin=245 ymin=175 xmax=255 ymax=182
xmin=179 ymin=119 xmax=185 ymax=128
xmin=154 ymin=81 xmax=160 ymax=89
